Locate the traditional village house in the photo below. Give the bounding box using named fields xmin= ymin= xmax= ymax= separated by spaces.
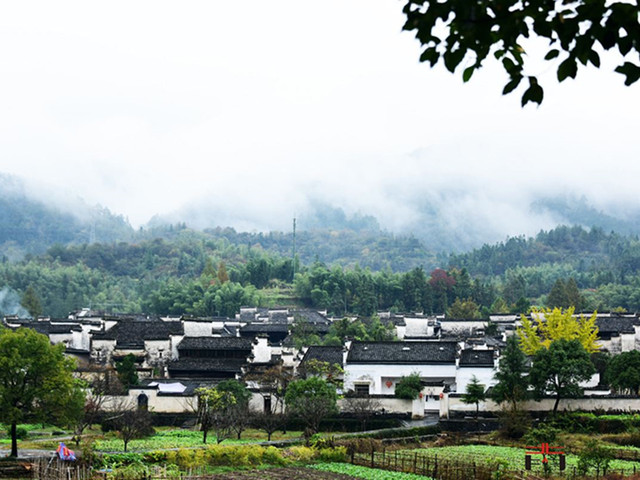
xmin=455 ymin=349 xmax=497 ymax=393
xmin=90 ymin=317 xmax=184 ymax=377
xmin=167 ymin=336 xmax=253 ymax=380
xmin=343 ymin=341 xmax=458 ymax=396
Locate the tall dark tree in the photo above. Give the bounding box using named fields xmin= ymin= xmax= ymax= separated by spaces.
xmin=0 ymin=328 xmax=84 ymax=457
xmin=20 ymin=286 xmax=42 ymax=319
xmin=565 ymin=277 xmax=585 ymax=311
xmin=606 ymin=351 xmax=640 ymax=395
xmin=115 ymin=354 xmax=139 ymax=390
xmin=285 ymin=377 xmax=338 ymax=439
xmin=216 ymin=379 xmax=251 ymax=439
xmin=547 ymin=278 xmax=568 ymax=308
xmin=529 ymin=339 xmax=595 ymax=413
xmin=491 ymin=336 xmax=530 ymax=411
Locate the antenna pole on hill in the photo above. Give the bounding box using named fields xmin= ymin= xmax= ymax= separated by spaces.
xmin=292 ymin=216 xmax=296 ymax=281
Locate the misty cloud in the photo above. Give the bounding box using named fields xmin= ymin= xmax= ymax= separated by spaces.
xmin=0 ymin=287 xmax=30 ymax=318
xmin=0 ymin=2 xmax=638 ymax=248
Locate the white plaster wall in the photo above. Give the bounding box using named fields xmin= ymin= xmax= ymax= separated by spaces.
xmin=105 ymin=390 xmax=196 ymax=413
xmin=183 ymin=321 xmax=214 ymax=337
xmin=170 ymin=335 xmax=184 ymax=360
xmin=621 ymin=333 xmax=635 ymax=352
xmin=395 ymin=325 xmax=406 ymax=340
xmin=337 ymin=397 xmax=414 ymax=415
xmin=446 ymin=395 xmax=640 ymax=416
xmin=145 ymin=339 xmax=171 ymax=365
xmin=71 ymin=330 xmax=84 ymax=350
xmin=91 ymin=339 xmax=116 ymax=363
xmin=597 ymin=338 xmax=614 ymax=353
xmin=403 ymin=317 xmax=438 ymax=338
xmin=252 ymin=337 xmax=272 ymax=363
xmin=50 ymin=333 xmax=74 ymax=347
xmin=104 ymin=320 xmax=118 ymax=331
xmin=456 ymin=367 xmax=497 ymax=393
xmin=81 ymin=324 xmax=102 ymax=351
xmin=344 ymin=363 xmax=456 ymax=395
xmin=281 ymin=349 xmax=297 ymax=368
xmin=440 ymin=320 xmax=487 ymax=335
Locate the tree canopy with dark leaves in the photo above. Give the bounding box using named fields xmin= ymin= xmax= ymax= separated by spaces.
xmin=402 ymin=0 xmax=640 ymax=106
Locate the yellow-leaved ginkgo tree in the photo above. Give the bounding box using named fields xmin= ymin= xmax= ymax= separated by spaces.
xmin=517 ymin=307 xmax=600 ymax=355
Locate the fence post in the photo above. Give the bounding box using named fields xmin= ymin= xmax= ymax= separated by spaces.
xmin=433 ymin=453 xmax=438 ymax=478
xmin=414 ymin=452 xmax=418 ymax=473
xmin=382 ymin=447 xmax=386 ymax=467
xmin=371 ymin=446 xmax=375 ymax=468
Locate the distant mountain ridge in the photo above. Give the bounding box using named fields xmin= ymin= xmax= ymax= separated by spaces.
xmin=0 ymin=174 xmax=134 ymax=260
xmin=3 ymin=172 xmax=640 ymax=267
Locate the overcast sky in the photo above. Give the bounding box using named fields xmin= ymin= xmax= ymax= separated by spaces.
xmin=0 ymin=1 xmax=638 ymax=239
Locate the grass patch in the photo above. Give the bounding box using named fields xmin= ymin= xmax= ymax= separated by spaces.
xmin=312 ymin=462 xmax=435 ymax=479
xmin=93 ymin=428 xmax=304 ymax=452
xmin=407 ymin=445 xmax=640 ymax=475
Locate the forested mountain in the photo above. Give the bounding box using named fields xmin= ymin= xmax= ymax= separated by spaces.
xmin=449 ymin=226 xmax=640 ymax=311
xmin=5 ymin=171 xmax=640 ymax=319
xmin=3 ymin=224 xmax=640 ymax=319
xmin=0 ymin=174 xmax=134 ymax=260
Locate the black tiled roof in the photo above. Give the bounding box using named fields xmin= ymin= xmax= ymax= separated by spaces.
xmin=300 ymin=346 xmax=344 ymax=367
xmin=182 ymin=316 xmax=231 ymax=322
xmin=212 ymin=325 xmax=238 ymax=337
xmin=15 ymin=321 xmax=81 ymax=335
xmin=168 ymin=358 xmax=246 ymax=374
xmin=268 ymin=311 xmax=290 ymax=323
xmin=293 ymin=309 xmax=330 ymax=325
xmin=177 ymin=336 xmax=252 ymax=351
xmin=596 ymin=316 xmax=638 ymax=335
xmin=347 ymin=341 xmax=457 ymax=364
xmin=92 ymin=319 xmax=183 ymax=347
xmin=459 ymin=349 xmax=495 ymax=367
xmin=240 ymin=323 xmax=290 ymax=334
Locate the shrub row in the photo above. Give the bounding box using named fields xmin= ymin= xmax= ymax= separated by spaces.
xmin=101 ymin=444 xmax=348 ymax=470
xmin=550 ymin=413 xmax=640 ymax=434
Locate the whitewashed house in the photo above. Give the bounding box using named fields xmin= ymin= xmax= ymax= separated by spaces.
xmin=455 ymin=349 xmax=496 ymax=393
xmin=343 ymin=341 xmax=458 ymax=396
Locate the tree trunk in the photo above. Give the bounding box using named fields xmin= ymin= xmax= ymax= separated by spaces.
xmin=203 ymin=430 xmax=208 ymax=444
xmin=10 ymin=422 xmax=18 ymax=458
xmin=553 ymin=394 xmax=560 ymax=414
xmin=123 ymin=439 xmax=128 ymax=452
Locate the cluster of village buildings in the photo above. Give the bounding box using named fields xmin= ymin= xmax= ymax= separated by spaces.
xmin=3 ymin=308 xmax=640 ymax=418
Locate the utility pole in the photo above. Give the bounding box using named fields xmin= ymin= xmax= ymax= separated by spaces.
xmin=292 ymin=216 xmax=296 ymax=281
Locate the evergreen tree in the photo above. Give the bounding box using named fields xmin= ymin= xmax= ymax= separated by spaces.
xmin=547 ymin=278 xmax=568 ymax=308
xmin=116 ymin=354 xmax=139 ymax=389
xmin=461 ymin=375 xmax=486 ymax=420
xmin=491 ymin=336 xmax=530 ymax=411
xmin=217 ymin=261 xmax=229 ymax=284
xmin=565 ymin=277 xmax=585 ymax=311
xmin=447 ymin=297 xmax=481 ymax=319
xmin=20 ymin=286 xmax=42 ymax=319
